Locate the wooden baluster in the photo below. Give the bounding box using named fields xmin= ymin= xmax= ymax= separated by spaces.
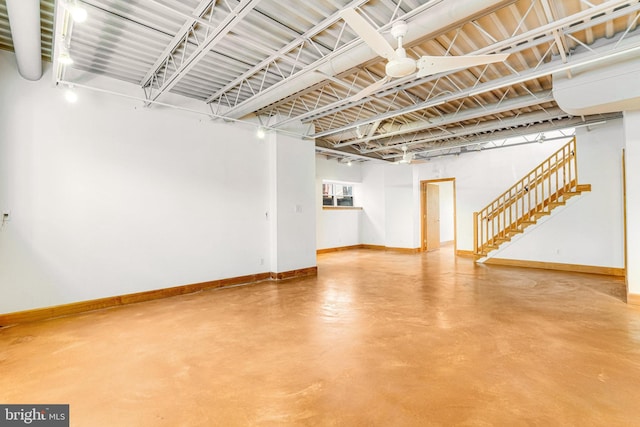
xmin=572 ymin=137 xmax=578 ymax=187
xmin=474 ymin=212 xmax=478 ymax=254
xmin=528 ymin=175 xmax=532 ymax=220
xmin=535 ymin=165 xmax=539 ymax=213
xmin=547 ymin=158 xmax=552 ymax=212
xmin=563 ymin=143 xmax=568 ymax=193
xmin=553 ymin=152 xmax=560 ymax=202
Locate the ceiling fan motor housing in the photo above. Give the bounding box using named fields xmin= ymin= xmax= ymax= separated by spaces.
xmin=386 ymin=50 xmax=416 ymax=77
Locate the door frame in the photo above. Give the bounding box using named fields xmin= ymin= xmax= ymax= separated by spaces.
xmin=623 ymin=149 xmax=628 ymax=296
xmin=420 ymin=178 xmax=456 ymax=253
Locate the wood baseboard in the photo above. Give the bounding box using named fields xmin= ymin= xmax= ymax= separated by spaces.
xmin=360 ymin=244 xmax=386 ymax=251
xmin=318 ymin=244 xmax=420 ymax=254
xmin=0 ymin=267 xmax=318 ymax=327
xmin=317 ymin=245 xmax=362 ymax=254
xmin=456 ymin=250 xmax=475 ymax=258
xmin=627 ymin=293 xmax=640 ymax=307
xmin=385 ymin=246 xmax=421 ymax=254
xmin=360 ymin=244 xmax=420 ymax=253
xmin=484 ymin=257 xmax=625 ymax=277
xmin=271 ymin=266 xmax=318 ymax=280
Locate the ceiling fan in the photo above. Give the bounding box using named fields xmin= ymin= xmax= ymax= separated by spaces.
xmin=340 ymin=7 xmax=510 ymax=101
xmin=396 ymin=146 xmax=427 ymax=164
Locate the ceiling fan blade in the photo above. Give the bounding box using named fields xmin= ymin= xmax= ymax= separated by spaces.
xmin=416 ymin=53 xmax=510 ymax=78
xmin=348 ymin=76 xmax=390 ymax=102
xmin=340 ymin=7 xmax=396 ymax=60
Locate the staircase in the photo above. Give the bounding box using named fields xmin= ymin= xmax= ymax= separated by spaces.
xmin=473 ymin=137 xmax=590 ymax=260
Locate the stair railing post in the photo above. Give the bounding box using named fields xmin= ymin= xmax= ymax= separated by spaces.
xmin=572 ymin=137 xmax=578 ymax=187
xmin=473 ymin=212 xmax=479 ymax=254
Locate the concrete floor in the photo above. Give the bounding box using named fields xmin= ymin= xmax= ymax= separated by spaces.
xmin=1 ymin=248 xmax=640 ymax=426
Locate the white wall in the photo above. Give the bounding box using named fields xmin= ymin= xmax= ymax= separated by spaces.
xmin=494 ymin=122 xmax=625 ymax=266
xmin=414 ymin=141 xmax=564 ymax=251
xmin=384 ymin=165 xmax=415 ymax=249
xmin=623 ymin=110 xmax=640 ymax=296
xmin=360 ymin=163 xmax=386 ymax=246
xmin=0 ymin=51 xmax=315 ymax=313
xmin=271 ymin=133 xmax=317 ymax=272
xmin=316 ymin=120 xmax=626 ymax=271
xmin=315 ymin=156 xmax=362 ymax=250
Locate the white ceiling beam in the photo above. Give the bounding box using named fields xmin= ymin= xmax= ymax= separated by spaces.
xmin=219 ymin=0 xmax=518 ymax=119
xmin=378 ymin=108 xmax=570 ymax=157
xmin=142 ymin=0 xmax=263 ymax=104
xmin=277 ymin=0 xmax=640 ymax=129
xmin=387 ymin=112 xmax=621 ymax=159
xmin=357 ymin=91 xmax=554 ymax=153
xmin=204 ymin=0 xmax=369 ymax=105
xmin=317 ymin=31 xmax=640 ymax=142
xmin=139 ymin=0 xmax=214 ymax=88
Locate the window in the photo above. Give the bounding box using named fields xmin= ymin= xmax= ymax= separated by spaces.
xmin=323 ymin=183 xmax=354 ymax=207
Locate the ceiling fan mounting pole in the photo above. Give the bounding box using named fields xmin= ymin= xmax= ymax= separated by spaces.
xmin=390 ymin=20 xmax=409 ymax=41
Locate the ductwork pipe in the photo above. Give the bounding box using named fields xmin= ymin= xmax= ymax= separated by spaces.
xmin=6 ymin=0 xmax=42 ymax=81
xmin=224 ymin=0 xmax=516 ymax=119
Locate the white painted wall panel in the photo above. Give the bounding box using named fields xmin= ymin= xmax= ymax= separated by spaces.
xmin=360 ymin=164 xmax=386 ymax=246
xmin=0 ymin=51 xmax=317 ymax=313
xmin=623 ymin=111 xmax=640 ymax=296
xmin=315 ymin=156 xmax=363 ymax=250
xmin=494 ymin=122 xmax=625 ymax=267
xmin=273 ymin=133 xmax=317 ymax=272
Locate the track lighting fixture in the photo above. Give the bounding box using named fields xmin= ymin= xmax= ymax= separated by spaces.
xmin=58 ymin=51 xmax=73 ymax=65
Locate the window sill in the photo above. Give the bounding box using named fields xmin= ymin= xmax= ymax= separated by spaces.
xmin=322 ymin=206 xmax=363 ymax=210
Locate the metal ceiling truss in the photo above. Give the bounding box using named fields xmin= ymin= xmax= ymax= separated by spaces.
xmin=355 ymin=91 xmax=555 ymax=154
xmin=399 ymin=111 xmax=622 ymax=161
xmin=205 ymin=0 xmax=369 ymax=112
xmin=257 ymin=0 xmax=638 ymax=152
xmin=213 ymin=0 xmax=456 ymax=119
xmin=312 ymin=14 xmax=639 ymax=153
xmin=382 ymin=108 xmax=572 ymax=160
xmin=141 ymin=0 xmax=262 ymax=104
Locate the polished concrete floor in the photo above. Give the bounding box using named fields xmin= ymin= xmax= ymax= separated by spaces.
xmin=1 ymin=248 xmax=640 ymax=426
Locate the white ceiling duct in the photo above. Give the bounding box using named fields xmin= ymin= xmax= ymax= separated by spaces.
xmin=5 ymin=0 xmax=42 ymax=81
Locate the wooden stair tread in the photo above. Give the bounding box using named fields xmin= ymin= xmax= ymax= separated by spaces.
xmin=474 ymin=140 xmax=590 ymax=261
xmin=533 ymin=211 xmax=550 ymax=217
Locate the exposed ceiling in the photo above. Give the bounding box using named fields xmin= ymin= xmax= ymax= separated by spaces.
xmin=1 ymin=0 xmax=637 ymax=162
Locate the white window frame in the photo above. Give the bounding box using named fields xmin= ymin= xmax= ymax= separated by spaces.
xmin=322 ymin=182 xmax=355 ymax=208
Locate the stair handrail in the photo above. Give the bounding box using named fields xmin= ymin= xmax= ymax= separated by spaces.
xmin=473 ymin=137 xmax=578 ymax=255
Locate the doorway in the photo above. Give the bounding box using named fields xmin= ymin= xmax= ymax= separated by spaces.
xmin=420 ymin=178 xmax=456 ymax=252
